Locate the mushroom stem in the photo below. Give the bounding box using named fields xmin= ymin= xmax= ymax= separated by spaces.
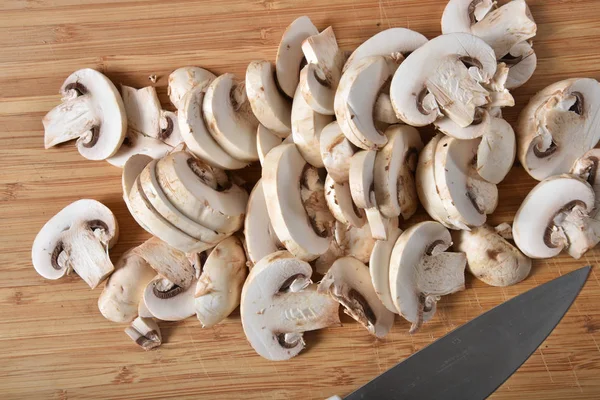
xmin=44 ymin=95 xmax=98 ymax=148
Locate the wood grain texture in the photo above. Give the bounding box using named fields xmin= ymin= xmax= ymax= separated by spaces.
xmin=1 ymin=0 xmax=600 ymax=398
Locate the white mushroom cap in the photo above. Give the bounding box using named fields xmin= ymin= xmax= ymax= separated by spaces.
xmin=31 ymin=199 xmax=118 ymax=289
xmin=324 ymin=175 xmax=366 ymax=228
xmin=43 ymin=68 xmax=126 ymax=160
xmin=503 ymin=41 xmax=537 ymax=89
xmin=241 ymin=251 xmax=340 ymax=361
xmin=320 ymin=121 xmax=356 ymax=183
xmin=343 ymin=27 xmax=428 ymax=73
xmin=246 ymin=60 xmax=292 ymax=136
xmin=370 ymin=226 xmax=403 ymax=313
xmin=143 ymin=275 xmax=197 ymax=321
xmin=257 ymin=124 xmax=284 ymax=166
xmin=318 ymin=256 xmax=395 ymax=338
xmin=168 ymin=66 xmax=216 ymax=110
xmin=440 ymin=0 xmax=495 ymax=34
xmin=517 ymin=78 xmax=600 ymax=181
xmin=390 ymin=33 xmax=497 ymax=127
xmin=275 ymin=16 xmax=319 ymax=98
xmin=203 ymin=73 xmax=260 ymax=162
xmin=125 ymin=317 xmax=162 ymax=351
xmin=390 ymin=221 xmax=466 ymax=333
xmin=195 ymin=236 xmax=247 ymax=328
xmin=476 ymin=117 xmax=516 ymax=184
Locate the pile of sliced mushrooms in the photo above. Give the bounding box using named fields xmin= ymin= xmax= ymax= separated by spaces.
xmin=32 ymin=0 xmax=600 ymax=360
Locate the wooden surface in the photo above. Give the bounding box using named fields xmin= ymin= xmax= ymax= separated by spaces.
xmin=1 ymin=0 xmax=600 ymax=398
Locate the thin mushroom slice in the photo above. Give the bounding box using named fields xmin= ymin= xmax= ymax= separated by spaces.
xmin=31 ymin=199 xmax=118 ymax=289
xmin=195 ymin=236 xmax=247 ymax=328
xmin=241 ymin=251 xmax=340 ymax=361
xmin=43 ymin=68 xmax=126 ymax=160
xmin=334 ymin=221 xmax=380 ymax=265
xmin=433 ymin=108 xmax=491 ymax=140
xmin=390 ymin=221 xmax=466 ymax=333
xmin=276 ymin=16 xmax=319 ymax=98
xmin=502 ymin=41 xmax=537 ymax=90
xmin=453 ymin=224 xmax=531 ymax=287
xmin=343 ymin=27 xmax=428 ymax=73
xmin=138 ymin=297 xmax=154 ymax=319
xmin=122 ymin=154 xmax=153 ymax=230
xmin=370 ymin=225 xmax=403 ymax=313
xmin=320 ymin=121 xmax=356 ymax=183
xmin=440 ymin=0 xmax=495 ymax=33
xmin=257 ymin=124 xmax=283 ymax=166
xmin=143 ymin=275 xmax=197 ymax=321
xmin=390 ymin=33 xmax=497 ymax=127
xmin=319 ymin=257 xmax=395 ymax=338
xmin=106 ymin=131 xmax=172 ymax=168
xmin=374 ymin=125 xmax=424 ymax=220
xmin=513 ymin=174 xmax=600 ymax=259
xmin=517 ymin=78 xmax=600 ymax=181
xmin=324 ymin=175 xmax=365 ymax=228
xmin=203 ymin=73 xmax=260 ymax=162
xmin=571 ymin=149 xmax=600 ymax=217
xmin=125 ymin=317 xmax=162 ymax=351
xmin=168 ymin=66 xmax=216 ymax=110
xmin=374 ymin=93 xmax=401 ymax=125
xmin=476 ymin=117 xmax=516 ymax=184
xmin=246 ymin=60 xmax=292 ymax=136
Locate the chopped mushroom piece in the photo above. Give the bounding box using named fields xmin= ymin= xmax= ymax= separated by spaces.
xmin=476 ymin=117 xmax=516 ymax=184
xmin=434 ymin=109 xmax=491 ymax=140
xmin=324 ymin=175 xmax=365 ymax=228
xmin=257 ymin=124 xmax=283 ymax=166
xmin=106 ymin=132 xmax=172 ymax=168
xmin=143 ymin=274 xmax=197 ymax=321
xmin=502 ymin=41 xmax=537 ymax=90
xmin=334 ymin=221 xmax=379 ymax=265
xmin=125 ymin=317 xmax=162 ymax=351
xmin=320 ymin=121 xmax=356 ymax=183
xmin=168 ymin=66 xmax=216 ymax=110
xmin=370 ymin=225 xmax=403 ymax=313
xmin=571 ymin=149 xmax=600 ymax=217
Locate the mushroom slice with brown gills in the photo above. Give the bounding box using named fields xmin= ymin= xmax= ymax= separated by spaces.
xmin=390 ymin=33 xmax=497 ymax=127
xmin=106 ymin=132 xmax=172 ymax=168
xmin=262 ymin=144 xmax=332 ymax=261
xmin=246 ymin=60 xmax=292 ymax=136
xmin=370 ymin=225 xmax=403 ymax=313
xmin=241 ymin=251 xmax=340 ymax=361
xmin=440 ymin=0 xmax=495 ymax=33
xmin=335 ymin=56 xmax=399 ymax=150
xmin=324 ymin=175 xmax=365 ymax=228
xmin=433 ymin=108 xmax=491 ymax=140
xmin=32 ymin=199 xmax=118 ymax=289
xmin=155 ymin=151 xmax=248 ymax=235
xmin=168 ymin=66 xmax=216 ymax=110
xmin=517 ymin=78 xmax=600 ymax=181
xmin=125 ymin=317 xmax=162 ymax=351
xmin=319 ymin=257 xmax=394 ymax=338
xmin=374 ymin=125 xmax=424 ymax=220
xmin=343 ymin=27 xmax=428 ymax=73
xmin=292 ymin=68 xmax=334 ymax=167
xmin=513 ymin=174 xmax=600 ymax=259
xmin=133 ymin=237 xmax=196 ymax=289
xmin=256 ymin=124 xmax=284 ymax=166
xmin=476 ymin=116 xmax=516 ymax=184
xmin=43 ymin=68 xmax=126 ymax=160
xmin=195 ymin=236 xmax=247 ymax=327
xmin=502 ymin=41 xmax=537 ymax=90
xmin=571 ymin=149 xmax=600 ymax=217
xmin=320 ymin=121 xmax=356 ymax=183
xmin=275 ymin=16 xmax=319 ymax=98
xmin=390 ymin=221 xmax=466 ymax=333
xmin=98 ymin=250 xmax=156 ymax=323
xmin=203 ymin=73 xmax=260 ymax=162
xmin=453 ymin=224 xmax=531 ymax=287
xmin=143 ymin=274 xmax=197 ymax=321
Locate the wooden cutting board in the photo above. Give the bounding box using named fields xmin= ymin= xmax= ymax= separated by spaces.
xmin=2 ymin=0 xmax=600 ymax=398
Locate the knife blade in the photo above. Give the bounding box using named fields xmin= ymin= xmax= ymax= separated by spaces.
xmin=341 ymin=266 xmax=590 ymax=400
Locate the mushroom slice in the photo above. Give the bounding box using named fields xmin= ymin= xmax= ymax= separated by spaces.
xmin=143 ymin=275 xmax=197 ymax=321
xmin=257 ymin=124 xmax=284 ymax=166
xmin=370 ymin=226 xmax=403 ymax=313
xmin=390 ymin=221 xmax=466 ymax=333
xmin=98 ymin=250 xmax=156 ymax=323
xmin=320 ymin=121 xmax=356 ymax=183
xmin=343 ymin=27 xmax=428 ymax=73
xmin=275 ymin=16 xmax=319 ymax=98
xmin=122 ymin=154 xmax=153 ymax=229
xmin=156 ymin=151 xmax=247 ymax=234
xmin=335 ymin=221 xmax=380 ymax=265
xmin=125 ymin=317 xmax=162 ymax=351
xmin=390 ymin=33 xmax=496 ymax=127
xmin=178 ymin=86 xmax=248 ymax=170
xmin=319 ymin=257 xmax=394 ymax=338
xmin=453 ymin=224 xmax=531 ymax=287
xmin=440 ymin=0 xmax=495 ymax=33
xmin=292 ymin=70 xmax=334 ymax=167
xmin=203 ymin=73 xmax=260 ymax=162
xmin=476 ymin=117 xmax=516 ymax=184
xmin=374 ymin=93 xmax=401 ymax=125
xmin=241 ymin=251 xmax=340 ymax=361
xmin=502 ymin=41 xmax=537 ymax=90
xmin=513 ymin=174 xmax=600 ymax=259
xmin=335 ymin=56 xmax=398 ymax=150
xmin=246 ymin=60 xmax=292 ymax=136
xmin=324 ymin=175 xmax=365 ymax=228
xmin=106 ymin=131 xmax=172 ymax=168
xmin=517 ymin=78 xmax=600 ymax=181
xmin=374 ymin=125 xmax=424 ymax=220
xmin=43 ymin=68 xmax=126 ymax=160
xmin=168 ymin=66 xmax=216 ymax=110
xmin=433 ymin=109 xmax=491 ymax=140
xmin=571 ymin=149 xmax=600 ymax=216
xmin=263 ymin=144 xmax=332 ymax=261
xmin=138 ymin=296 xmax=154 ymax=319
xmin=195 ymin=236 xmax=247 ymax=328
xmin=31 ymin=199 xmax=118 ymax=289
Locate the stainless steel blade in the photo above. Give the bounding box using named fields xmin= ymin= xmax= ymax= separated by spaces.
xmin=345 ymin=266 xmax=591 ymax=400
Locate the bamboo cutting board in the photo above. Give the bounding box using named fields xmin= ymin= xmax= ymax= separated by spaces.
xmin=1 ymin=0 xmax=600 ymax=399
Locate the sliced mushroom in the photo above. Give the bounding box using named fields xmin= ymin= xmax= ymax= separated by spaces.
xmin=390 ymin=221 xmax=466 ymax=333
xmin=257 ymin=124 xmax=284 ymax=166
xmin=374 ymin=125 xmax=424 ymax=220
xmin=390 ymin=33 xmax=497 ymax=127
xmin=517 ymin=78 xmax=600 ymax=181
xmin=241 ymin=251 xmax=340 ymax=361
xmin=476 ymin=117 xmax=516 ymax=184
xmin=370 ymin=225 xmax=403 ymax=313
xmin=571 ymin=149 xmax=600 ymax=217
xmin=168 ymin=66 xmax=216 ymax=110
xmin=513 ymin=174 xmax=600 ymax=259
xmin=334 ymin=221 xmax=379 ymax=265
xmin=319 ymin=256 xmax=394 ymax=338
xmin=98 ymin=250 xmax=156 ymax=323
xmin=32 ymin=199 xmax=118 ymax=289
xmin=43 ymin=68 xmax=127 ymax=160
xmin=320 ymin=121 xmax=356 ymax=183
xmin=324 ymin=175 xmax=365 ymax=228
xmin=502 ymin=41 xmax=537 ymax=90
xmin=275 ymin=16 xmax=319 ymax=98
xmin=300 ymin=167 xmax=336 ymax=241
xmin=440 ymin=0 xmax=495 ymax=33
xmin=433 ymin=108 xmax=491 ymax=140
xmin=313 ymin=239 xmax=344 ymax=276
xmin=246 ymin=60 xmax=292 ymax=136
xmin=125 ymin=317 xmax=162 ymax=351
xmin=138 ymin=296 xmax=154 ymax=319
xmin=106 ymin=132 xmax=172 ymax=168
xmin=453 ymin=224 xmax=531 ymax=287
xmin=143 ymin=275 xmax=197 ymax=321
xmin=374 ymin=93 xmax=401 ymax=125
xmin=343 ymin=27 xmax=428 ymax=73
xmin=122 ymin=153 xmax=152 ymax=217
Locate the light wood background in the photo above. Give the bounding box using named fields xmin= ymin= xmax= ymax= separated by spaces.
xmin=2 ymin=0 xmax=600 ymax=399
